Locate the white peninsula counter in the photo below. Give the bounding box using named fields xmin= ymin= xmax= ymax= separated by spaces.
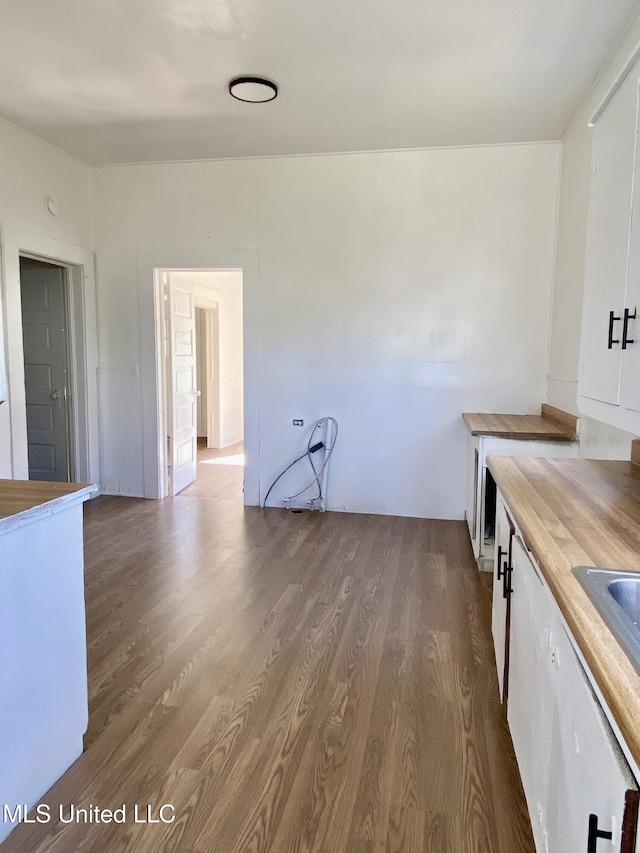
xmin=0 ymin=479 xmax=96 ymax=843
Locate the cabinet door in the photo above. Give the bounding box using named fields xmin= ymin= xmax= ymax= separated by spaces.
xmin=545 ymin=623 xmax=637 ymax=853
xmin=507 ymin=536 xmax=557 ymax=852
xmin=579 ymin=67 xmax=640 ymax=406
xmin=465 ymin=433 xmax=480 ymax=552
xmin=491 ymin=496 xmax=512 ymax=701
xmin=621 ymin=74 xmax=640 ymax=414
xmin=506 ymin=535 xmax=639 ymax=852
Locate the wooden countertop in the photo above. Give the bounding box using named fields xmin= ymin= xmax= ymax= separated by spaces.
xmin=487 ymin=455 xmax=640 ymax=771
xmin=0 ymin=479 xmax=97 ymax=534
xmin=463 ymin=412 xmax=577 ymax=441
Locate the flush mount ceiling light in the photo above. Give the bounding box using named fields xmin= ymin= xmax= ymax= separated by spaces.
xmin=229 ymin=76 xmax=278 ymax=103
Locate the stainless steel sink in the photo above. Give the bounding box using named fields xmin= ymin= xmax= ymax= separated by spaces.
xmin=607 ymin=578 xmax=640 ymax=628
xmin=572 ymin=567 xmax=640 ymax=674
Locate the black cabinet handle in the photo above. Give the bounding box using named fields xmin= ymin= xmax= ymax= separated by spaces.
xmin=502 ymin=561 xmax=512 ymax=599
xmin=622 ymin=307 xmax=637 ymax=349
xmin=497 ymin=546 xmax=505 ymax=581
xmin=587 ymin=813 xmax=613 ymax=853
xmin=609 ymin=310 xmax=621 ymax=348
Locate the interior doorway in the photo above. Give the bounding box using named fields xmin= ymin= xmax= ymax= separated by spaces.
xmin=157 ymin=268 xmax=244 ymax=497
xmin=1 ymin=226 xmax=98 ymax=484
xmin=19 ymin=257 xmax=73 ymax=482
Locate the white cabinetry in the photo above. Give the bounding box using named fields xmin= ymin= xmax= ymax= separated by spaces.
xmin=578 ymin=63 xmax=640 ymax=432
xmin=466 ymin=433 xmax=577 ymax=571
xmin=491 ymin=496 xmax=513 ymax=701
xmin=498 ymin=518 xmax=639 ymax=853
xmin=465 ymin=433 xmax=479 ymax=545
xmin=546 ymin=622 xmax=637 ymax=852
xmin=507 ymin=536 xmax=557 ymax=852
xmin=0 ymin=487 xmax=93 ymax=844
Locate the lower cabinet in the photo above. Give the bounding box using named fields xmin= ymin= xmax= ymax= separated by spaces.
xmin=466 ymin=433 xmax=578 ymax=571
xmin=491 ymin=497 xmax=513 ymax=701
xmin=546 ymin=622 xmax=637 ymax=853
xmin=507 ymin=535 xmax=557 ymax=852
xmin=495 ymin=497 xmax=639 ymax=853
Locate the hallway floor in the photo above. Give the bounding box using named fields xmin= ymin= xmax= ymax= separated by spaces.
xmin=177 ymin=439 xmax=244 ymax=501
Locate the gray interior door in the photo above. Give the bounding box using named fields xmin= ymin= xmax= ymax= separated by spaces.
xmin=20 ymin=262 xmax=70 ymax=482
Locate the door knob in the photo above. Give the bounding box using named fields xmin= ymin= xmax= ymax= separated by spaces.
xmin=50 ymin=390 xmax=61 ymax=408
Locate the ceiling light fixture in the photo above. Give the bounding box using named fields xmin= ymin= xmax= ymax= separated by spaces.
xmin=229 ymin=76 xmax=278 ymax=103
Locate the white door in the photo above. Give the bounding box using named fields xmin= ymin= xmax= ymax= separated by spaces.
xmin=168 ymin=279 xmax=198 ymax=494
xmin=20 ymin=263 xmax=70 ymax=482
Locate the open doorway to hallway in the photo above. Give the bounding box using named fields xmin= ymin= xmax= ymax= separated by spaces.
xmin=156 ymin=268 xmax=244 ymax=498
xmin=176 ymin=440 xmax=244 ymax=500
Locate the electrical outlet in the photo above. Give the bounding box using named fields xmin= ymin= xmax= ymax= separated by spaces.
xmin=293 ymin=419 xmax=303 ymax=426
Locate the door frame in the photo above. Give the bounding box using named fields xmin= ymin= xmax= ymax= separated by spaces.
xmin=138 ymin=249 xmax=259 ymax=503
xmin=156 ymin=271 xmax=241 ymax=498
xmin=1 ymin=225 xmax=99 ymax=484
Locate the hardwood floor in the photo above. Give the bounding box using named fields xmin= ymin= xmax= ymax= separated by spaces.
xmin=1 ymin=478 xmax=534 ymax=852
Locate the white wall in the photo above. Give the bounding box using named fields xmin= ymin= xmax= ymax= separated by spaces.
xmin=547 ymin=11 xmax=640 ymax=457
xmin=92 ymin=143 xmax=560 ymax=517
xmin=215 ymin=271 xmax=244 ymax=448
xmin=0 ymin=119 xmax=92 ymax=477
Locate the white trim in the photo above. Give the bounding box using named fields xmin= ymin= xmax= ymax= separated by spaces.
xmin=92 ymin=140 xmax=562 ymax=170
xmin=589 ymin=40 xmax=640 ymax=126
xmin=0 ymin=225 xmax=99 ymax=485
xmin=0 ymin=252 xmax=7 ymax=404
xmin=137 ymin=249 xmax=260 ymax=503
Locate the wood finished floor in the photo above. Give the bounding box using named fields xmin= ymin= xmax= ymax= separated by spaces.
xmin=1 ymin=457 xmax=534 ymax=852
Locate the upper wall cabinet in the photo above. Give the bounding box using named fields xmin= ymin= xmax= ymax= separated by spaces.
xmin=578 ymin=64 xmax=640 ymax=433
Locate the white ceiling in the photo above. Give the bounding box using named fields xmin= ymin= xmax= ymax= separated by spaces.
xmin=0 ymin=0 xmax=637 ymax=165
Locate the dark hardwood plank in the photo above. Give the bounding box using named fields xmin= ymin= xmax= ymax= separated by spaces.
xmin=1 ymin=481 xmax=534 ymax=853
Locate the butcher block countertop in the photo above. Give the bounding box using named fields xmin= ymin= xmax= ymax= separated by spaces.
xmin=0 ymin=479 xmax=96 ymax=534
xmin=463 ymin=411 xmax=577 ymax=441
xmin=487 ymin=455 xmax=640 ymax=771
